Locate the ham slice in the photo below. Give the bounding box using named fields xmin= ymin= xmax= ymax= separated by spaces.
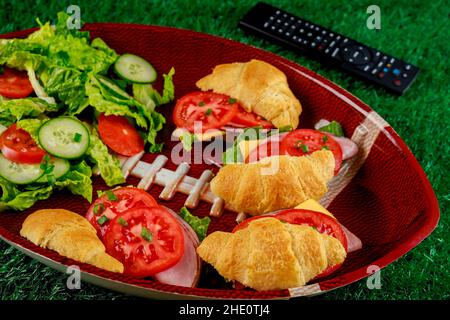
xmin=341 ymin=224 xmax=363 ymax=253
xmin=332 ymin=136 xmax=359 ymax=160
xmin=154 ymin=207 xmax=201 ymax=287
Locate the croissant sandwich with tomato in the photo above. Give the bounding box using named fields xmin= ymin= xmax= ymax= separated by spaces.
xmin=196 ymin=59 xmax=302 ymax=129
xmin=210 ymin=150 xmax=335 ymax=215
xmin=197 ymin=210 xmax=348 ymax=291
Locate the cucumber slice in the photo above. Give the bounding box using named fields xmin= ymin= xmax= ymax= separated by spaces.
xmin=96 ymin=75 xmax=132 ymax=100
xmin=36 ymin=158 xmax=70 ymax=183
xmin=38 ymin=117 xmax=90 ymax=159
xmin=114 ymin=54 xmax=157 ymax=84
xmin=0 ymin=154 xmax=44 ymax=184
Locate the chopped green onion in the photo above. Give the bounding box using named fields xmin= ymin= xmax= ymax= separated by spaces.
xmin=322 ymin=146 xmax=330 ymax=150
xmin=301 ymin=144 xmax=309 ymax=153
xmin=93 ymin=203 xmax=105 ymax=215
xmin=322 ymin=135 xmax=328 ymax=143
xmin=205 ymin=108 xmax=212 ymax=116
xmin=228 ymin=97 xmax=237 ymax=104
xmin=105 ymin=190 xmax=118 ymax=201
xmin=97 ymin=215 xmax=109 ymax=226
xmin=117 ymin=217 xmax=128 ymax=227
xmin=198 ymin=101 xmax=205 ymax=106
xmin=318 ymin=120 xmax=345 ymax=137
xmin=46 ymin=174 xmax=56 ymax=185
xmin=0 ymin=66 xmax=3 ymax=74
xmin=73 ymin=132 xmax=82 ymax=142
xmin=141 ymin=226 xmax=153 ymax=242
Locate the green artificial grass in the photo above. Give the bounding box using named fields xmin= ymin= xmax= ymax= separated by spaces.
xmin=0 ymin=0 xmax=448 ymax=300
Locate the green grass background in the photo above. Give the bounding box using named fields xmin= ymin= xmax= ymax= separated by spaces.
xmin=0 ymin=0 xmax=448 ymax=300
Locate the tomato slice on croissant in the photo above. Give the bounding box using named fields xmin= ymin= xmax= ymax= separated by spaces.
xmin=232 ymin=209 xmax=348 ymax=279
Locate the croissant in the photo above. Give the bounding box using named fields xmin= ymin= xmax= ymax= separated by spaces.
xmin=196 ymin=59 xmax=302 ymax=129
xmin=210 ymin=150 xmax=335 ymax=215
xmin=197 ymin=217 xmax=346 ymax=291
xmin=20 ymin=209 xmax=123 ymax=273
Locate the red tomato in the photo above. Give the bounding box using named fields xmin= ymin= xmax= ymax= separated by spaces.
xmin=0 ymin=67 xmax=34 ymax=98
xmin=273 ymin=209 xmax=348 ymax=252
xmin=0 ymin=124 xmax=46 ymax=164
xmin=231 ymin=106 xmax=274 ymax=128
xmin=86 ymin=187 xmax=158 ymax=237
xmin=104 ymin=206 xmax=185 ymax=277
xmin=232 ymin=209 xmax=347 ymax=279
xmin=280 ymin=129 xmax=343 ymax=175
xmin=98 ymin=113 xmax=144 ymax=156
xmin=173 ymin=91 xmax=238 ymax=132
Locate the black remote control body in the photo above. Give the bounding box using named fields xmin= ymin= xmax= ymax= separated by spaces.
xmin=238 ymin=2 xmax=420 ymax=94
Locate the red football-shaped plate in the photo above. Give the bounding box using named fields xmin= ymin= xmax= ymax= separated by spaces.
xmin=0 ymin=24 xmax=439 ymax=299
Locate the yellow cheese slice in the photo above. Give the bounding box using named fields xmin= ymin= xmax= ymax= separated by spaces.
xmin=295 ymin=199 xmax=335 ymax=219
xmin=238 ymin=139 xmax=260 ymax=160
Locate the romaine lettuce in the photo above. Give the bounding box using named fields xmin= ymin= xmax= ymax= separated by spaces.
xmin=86 ymin=127 xmax=125 ymax=187
xmin=0 ymin=98 xmax=58 ymax=126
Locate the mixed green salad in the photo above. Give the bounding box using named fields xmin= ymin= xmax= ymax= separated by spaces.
xmin=0 ymin=12 xmax=175 ymax=211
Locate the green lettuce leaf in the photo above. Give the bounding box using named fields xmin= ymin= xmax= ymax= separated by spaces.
xmin=85 ymin=75 xmax=148 ymax=128
xmin=134 ymin=67 xmax=175 ymax=107
xmin=39 ymin=66 xmax=89 ymax=115
xmin=179 ymin=207 xmax=211 ymax=241
xmin=0 ymin=98 xmax=58 ymax=126
xmin=0 ymin=176 xmax=53 ymax=211
xmin=55 ymin=161 xmax=93 ymax=202
xmin=86 ymin=127 xmax=125 ymax=187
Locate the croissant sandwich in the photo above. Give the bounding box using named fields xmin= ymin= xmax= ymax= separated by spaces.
xmin=20 ymin=209 xmax=124 ymax=273
xmin=197 ymin=217 xmax=346 ymax=291
xmin=210 ymin=150 xmax=335 ymax=215
xmin=196 ymin=59 xmax=302 ymax=129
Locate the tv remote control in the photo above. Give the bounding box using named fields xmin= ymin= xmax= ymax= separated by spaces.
xmin=238 ymin=2 xmax=420 ymax=94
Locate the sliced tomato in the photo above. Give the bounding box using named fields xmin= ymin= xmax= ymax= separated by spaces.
xmin=232 ymin=209 xmax=347 ymax=280
xmin=86 ymin=187 xmax=158 ymax=237
xmin=0 ymin=124 xmax=46 ymax=164
xmin=104 ymin=206 xmax=185 ymax=277
xmin=231 ymin=106 xmax=274 ymax=128
xmin=98 ymin=113 xmax=144 ymax=156
xmin=173 ymin=91 xmax=238 ymax=132
xmin=280 ymin=129 xmax=343 ymax=175
xmin=274 ymin=209 xmax=348 ymax=252
xmin=0 ymin=67 xmax=34 ymax=99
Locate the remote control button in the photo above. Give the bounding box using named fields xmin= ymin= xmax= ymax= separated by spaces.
xmin=299 ymin=28 xmax=305 ymax=33
xmin=405 ymin=65 xmax=411 ymax=70
xmin=342 ymin=38 xmax=348 ymax=43
xmin=393 ymin=79 xmax=402 ymax=86
xmin=322 ymin=30 xmax=327 ymax=35
xmin=341 ymin=44 xmax=372 ymax=65
xmin=402 ymin=73 xmax=408 ymax=78
xmin=393 ymin=68 xmax=401 ymax=76
xmin=371 ymin=68 xmax=378 ymax=75
xmin=363 ymin=65 xmax=370 ymax=72
xmin=329 ymin=41 xmax=336 ymax=47
xmin=336 ymin=35 xmax=341 ymax=40
xmin=383 ymin=67 xmax=389 ymax=73
xmin=311 ymin=42 xmax=316 ymax=47
xmin=378 ymin=72 xmax=385 ymax=78
xmin=390 ymin=58 xmax=395 ymax=64
xmin=331 ymin=48 xmax=340 ymax=57
xmin=315 ymin=26 xmax=320 ymax=31
xmin=263 ymin=22 xmax=269 ymax=28
xmin=307 ymin=32 xmax=313 ymax=37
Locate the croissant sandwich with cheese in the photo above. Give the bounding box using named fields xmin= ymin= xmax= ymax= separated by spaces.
xmin=20 ymin=209 xmax=124 ymax=273
xmin=197 ymin=217 xmax=346 ymax=291
xmin=210 ymin=150 xmax=335 ymax=215
xmin=196 ymin=59 xmax=302 ymax=129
